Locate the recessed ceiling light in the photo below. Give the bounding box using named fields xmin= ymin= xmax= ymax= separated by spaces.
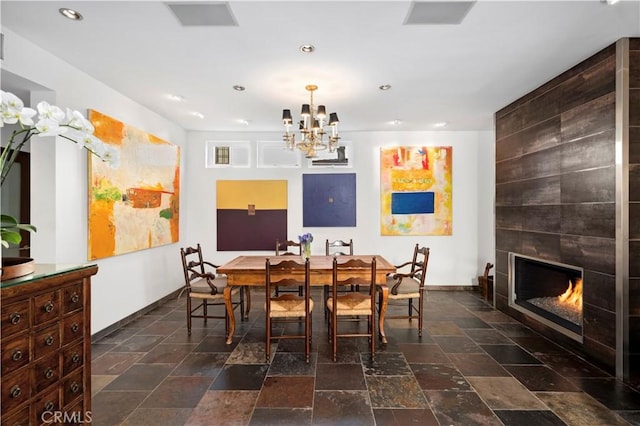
xmin=59 ymin=8 xmax=83 ymax=21
xmin=233 ymin=85 xmax=245 ymax=91
xmin=167 ymin=94 xmax=185 ymax=102
xmin=433 ymin=121 xmax=448 ymax=128
xmin=379 ymin=84 xmax=392 ymax=91
xmin=191 ymin=112 xmax=204 ymax=119
xmin=237 ymin=119 xmax=250 ymax=126
xmin=299 ymin=44 xmax=315 ymax=53
xmin=390 ymin=119 xmax=402 ymax=125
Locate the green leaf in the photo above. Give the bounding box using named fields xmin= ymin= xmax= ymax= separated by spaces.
xmin=1 ymin=230 xmax=22 ymax=245
xmin=1 ymin=214 xmax=19 ymax=227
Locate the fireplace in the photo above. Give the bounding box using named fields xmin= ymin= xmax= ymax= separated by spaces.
xmin=508 ymin=253 xmax=583 ymax=342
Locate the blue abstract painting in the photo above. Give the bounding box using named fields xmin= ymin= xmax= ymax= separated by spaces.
xmin=303 ymin=173 xmax=356 ymax=227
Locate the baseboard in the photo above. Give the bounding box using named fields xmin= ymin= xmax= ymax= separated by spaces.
xmin=426 ymin=285 xmax=479 ymax=291
xmin=91 ymin=288 xmax=182 ymax=343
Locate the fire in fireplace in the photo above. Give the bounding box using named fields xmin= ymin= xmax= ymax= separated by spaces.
xmin=509 ymin=253 xmax=583 ymax=342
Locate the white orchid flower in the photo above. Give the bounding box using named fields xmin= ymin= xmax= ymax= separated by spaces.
xmin=35 ymin=118 xmax=65 ymax=136
xmin=1 ymin=91 xmax=25 ymax=112
xmin=37 ymin=101 xmax=65 ymax=123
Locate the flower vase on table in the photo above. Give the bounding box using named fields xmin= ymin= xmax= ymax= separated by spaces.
xmin=299 ymin=232 xmax=313 ymax=260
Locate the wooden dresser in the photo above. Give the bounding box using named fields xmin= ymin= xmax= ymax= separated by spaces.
xmin=1 ymin=264 xmax=98 ymax=426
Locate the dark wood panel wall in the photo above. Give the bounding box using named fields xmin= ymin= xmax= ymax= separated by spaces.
xmin=495 ymin=42 xmax=620 ymax=373
xmin=629 ymin=38 xmax=640 ymax=387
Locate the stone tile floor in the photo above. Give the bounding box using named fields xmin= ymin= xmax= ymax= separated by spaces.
xmin=91 ymin=290 xmax=640 ymax=425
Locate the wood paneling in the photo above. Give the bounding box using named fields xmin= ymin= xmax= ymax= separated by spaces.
xmin=560 ymin=166 xmax=615 ymax=204
xmin=494 ymin=41 xmax=620 ymax=373
xmin=561 ymin=203 xmax=615 ymax=239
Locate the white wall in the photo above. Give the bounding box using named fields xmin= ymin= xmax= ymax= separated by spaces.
xmin=2 ymin=29 xmax=188 ymax=334
xmin=186 ymin=129 xmax=494 ymax=286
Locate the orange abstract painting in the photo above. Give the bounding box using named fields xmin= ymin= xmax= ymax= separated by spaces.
xmin=88 ymin=110 xmax=180 ymax=259
xmin=380 ymin=146 xmax=452 ymax=236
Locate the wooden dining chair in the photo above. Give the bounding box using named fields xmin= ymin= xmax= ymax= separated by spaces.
xmin=478 ymin=262 xmax=494 ymax=302
xmin=381 ymin=244 xmax=429 ymax=337
xmin=180 ymin=244 xmax=245 ymax=336
xmin=327 ymin=256 xmax=377 ymax=362
xmin=274 ymin=239 xmax=303 ymax=296
xmin=265 ymin=257 xmax=313 ymax=363
xmin=324 ymin=238 xmax=355 ymax=317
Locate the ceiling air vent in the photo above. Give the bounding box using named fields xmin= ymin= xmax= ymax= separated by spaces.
xmin=404 ymin=1 xmax=475 ymax=25
xmin=166 ymin=2 xmax=238 ymax=26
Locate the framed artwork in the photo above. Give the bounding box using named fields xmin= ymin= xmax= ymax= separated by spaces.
xmin=380 ymin=146 xmax=452 ymax=236
xmin=205 ymin=141 xmax=251 ymax=168
xmin=88 ymin=110 xmax=180 ymax=260
xmin=257 ymin=141 xmax=302 ymax=168
xmin=216 ymin=180 xmax=288 ymax=250
xmin=303 ymin=173 xmax=356 ymax=227
xmin=308 ymin=141 xmax=352 ymax=168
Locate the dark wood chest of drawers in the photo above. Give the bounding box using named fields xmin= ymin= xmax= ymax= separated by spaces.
xmin=1 ymin=264 xmax=98 ymax=426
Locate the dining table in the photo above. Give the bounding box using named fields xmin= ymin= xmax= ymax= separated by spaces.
xmin=217 ymin=254 xmax=396 ymax=344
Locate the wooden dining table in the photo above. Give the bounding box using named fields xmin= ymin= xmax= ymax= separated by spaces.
xmin=217 ymin=254 xmax=396 ymax=344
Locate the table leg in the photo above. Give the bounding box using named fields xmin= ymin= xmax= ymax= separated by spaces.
xmin=378 ymin=285 xmax=389 ymax=344
xmin=244 ymin=286 xmax=251 ymax=320
xmin=224 ymin=286 xmax=235 ymax=344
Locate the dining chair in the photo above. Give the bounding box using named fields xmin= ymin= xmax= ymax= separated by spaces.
xmin=325 ymin=239 xmax=353 ymax=256
xmin=381 ymin=244 xmax=430 ymax=337
xmin=274 ymin=239 xmax=303 ymax=296
xmin=180 ymin=244 xmax=245 ymax=336
xmin=327 ymin=256 xmax=377 ymax=362
xmin=324 ymin=238 xmax=355 ymax=317
xmin=265 ymin=257 xmax=313 ymax=363
xmin=478 ymin=262 xmax=494 ymax=302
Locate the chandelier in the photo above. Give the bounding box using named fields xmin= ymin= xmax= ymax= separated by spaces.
xmin=282 ymin=85 xmax=340 ymax=158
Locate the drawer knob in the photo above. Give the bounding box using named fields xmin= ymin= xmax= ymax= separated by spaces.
xmin=44 ymin=367 xmax=54 ymax=379
xmin=9 ymin=312 xmax=21 ymax=324
xmin=43 ymin=301 xmax=55 ymax=313
xmin=9 ymin=385 xmax=21 ymax=398
xmin=70 ymin=382 xmax=80 ymax=393
xmin=71 ymin=353 xmax=81 ymax=363
xmin=44 ymin=335 xmax=55 ymax=346
xmin=11 ymin=349 xmax=23 ymax=361
xmin=71 ymin=323 xmax=80 ymax=333
xmin=71 ymin=293 xmax=80 ymax=303
xmin=44 ymin=401 xmax=55 ymax=411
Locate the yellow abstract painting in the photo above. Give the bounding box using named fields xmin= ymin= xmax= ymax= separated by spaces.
xmin=380 ymin=146 xmax=452 ymax=235
xmin=88 ymin=110 xmax=180 ymax=259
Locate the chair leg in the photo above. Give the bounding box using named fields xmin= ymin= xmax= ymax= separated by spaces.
xmin=187 ymin=296 xmax=192 ymax=336
xmin=265 ymin=315 xmax=271 ymax=363
xmin=203 ymin=300 xmax=208 ymax=324
xmin=418 ymin=293 xmax=424 ymax=337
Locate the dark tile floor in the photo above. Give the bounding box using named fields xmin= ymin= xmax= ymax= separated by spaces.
xmin=91 ymin=290 xmax=640 ymax=425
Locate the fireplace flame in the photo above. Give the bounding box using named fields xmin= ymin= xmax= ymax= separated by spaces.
xmin=557 ymin=278 xmax=583 ymax=311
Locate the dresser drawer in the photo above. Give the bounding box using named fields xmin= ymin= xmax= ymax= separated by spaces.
xmin=33 ymin=323 xmax=60 ymax=360
xmin=33 ymin=291 xmax=61 ymax=326
xmin=1 ymin=405 xmax=30 ymax=426
xmin=32 ymin=352 xmax=60 ymax=394
xmin=62 ymin=312 xmax=84 ymax=346
xmin=62 ymin=342 xmax=84 ymax=376
xmin=32 ymin=385 xmax=60 ymax=426
xmin=62 ymin=371 xmax=83 ymax=407
xmin=1 ymin=300 xmax=30 ymax=338
xmin=62 ymin=282 xmax=84 ymax=314
xmin=1 ymin=332 xmax=30 ymax=375
xmin=1 ymin=368 xmax=31 ymax=414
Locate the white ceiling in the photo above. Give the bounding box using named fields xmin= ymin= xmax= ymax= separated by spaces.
xmin=2 ymin=0 xmax=639 ymax=133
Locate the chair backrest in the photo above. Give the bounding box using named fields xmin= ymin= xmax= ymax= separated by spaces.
xmin=265 ymin=257 xmax=310 ymax=297
xmin=326 ymin=239 xmax=354 ymax=256
xmin=180 ymin=244 xmax=212 ymax=290
xmin=332 ymin=256 xmax=376 ymax=291
xmin=391 ymin=244 xmax=429 ymax=294
xmin=275 ymin=239 xmax=302 ymax=256
xmin=483 ymin=262 xmax=494 ymax=280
